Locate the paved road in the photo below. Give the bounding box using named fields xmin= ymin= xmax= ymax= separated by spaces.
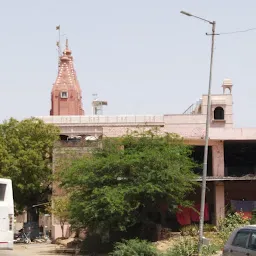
xmin=1 ymin=244 xmax=70 ymax=256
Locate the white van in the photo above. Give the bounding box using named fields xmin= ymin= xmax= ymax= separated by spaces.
xmin=0 ymin=178 xmax=14 ymax=250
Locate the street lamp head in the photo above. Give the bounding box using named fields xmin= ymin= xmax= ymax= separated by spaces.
xmin=180 ymin=11 xmax=192 ymax=17
xmin=180 ymin=11 xmax=214 ymax=25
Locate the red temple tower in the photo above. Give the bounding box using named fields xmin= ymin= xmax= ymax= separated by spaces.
xmin=50 ymin=39 xmax=84 ymax=116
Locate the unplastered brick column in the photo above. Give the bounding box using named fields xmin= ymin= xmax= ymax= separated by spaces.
xmin=214 ymin=182 xmax=225 ymax=224
xmin=212 ymin=141 xmax=224 ymax=177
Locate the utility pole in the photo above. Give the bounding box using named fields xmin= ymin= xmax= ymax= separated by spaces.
xmin=180 ymin=11 xmax=217 ymax=254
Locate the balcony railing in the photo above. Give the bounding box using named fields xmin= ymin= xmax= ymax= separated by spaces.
xmin=55 ymin=140 xmax=101 ymax=148
xmin=37 ymin=115 xmax=164 ymax=125
xmin=183 ymin=99 xmax=202 ymax=115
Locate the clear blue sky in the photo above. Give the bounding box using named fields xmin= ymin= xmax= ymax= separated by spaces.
xmin=1 ymin=0 xmax=256 ymax=127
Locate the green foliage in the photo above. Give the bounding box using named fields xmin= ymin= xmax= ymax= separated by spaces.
xmin=60 ymin=130 xmax=198 ymax=232
xmin=0 ymin=117 xmax=59 ymax=212
xmin=203 ymin=224 xmax=216 ymax=232
xmin=200 ymin=243 xmax=219 ymax=256
xmin=180 ymin=224 xmax=216 ymax=236
xmin=48 ymin=196 xmax=70 ymax=237
xmin=251 ymin=209 xmax=256 ymax=224
xmin=109 ymin=239 xmax=160 ymax=256
xmin=165 ymin=237 xmax=197 ymax=256
xmin=180 ymin=225 xmax=198 ymax=237
xmin=165 ymin=237 xmax=218 ymax=256
xmin=217 ymin=212 xmax=250 ymax=244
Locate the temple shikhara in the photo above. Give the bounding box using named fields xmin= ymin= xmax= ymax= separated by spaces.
xmin=50 ymin=39 xmax=84 ymax=116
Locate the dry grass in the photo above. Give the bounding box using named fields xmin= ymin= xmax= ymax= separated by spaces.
xmin=153 ymin=232 xmax=222 ymax=255
xmin=153 ymin=233 xmax=182 ymax=252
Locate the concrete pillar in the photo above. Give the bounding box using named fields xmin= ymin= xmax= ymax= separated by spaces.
xmin=212 ymin=141 xmax=225 ymax=224
xmin=214 ymin=182 xmax=225 ymax=225
xmin=212 ymin=141 xmax=224 ymax=177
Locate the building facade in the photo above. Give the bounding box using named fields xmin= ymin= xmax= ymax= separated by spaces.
xmin=42 ymin=43 xmax=256 ymax=239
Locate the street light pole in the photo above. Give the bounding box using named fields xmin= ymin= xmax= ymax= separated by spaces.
xmin=199 ymin=20 xmax=215 ymax=252
xmin=180 ymin=11 xmax=216 ymax=254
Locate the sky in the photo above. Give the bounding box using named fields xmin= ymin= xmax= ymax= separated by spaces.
xmin=1 ymin=1 xmax=256 ymax=127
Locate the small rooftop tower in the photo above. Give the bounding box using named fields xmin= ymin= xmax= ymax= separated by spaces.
xmin=222 ymin=78 xmax=233 ymax=94
xmin=92 ymin=94 xmax=108 ymax=115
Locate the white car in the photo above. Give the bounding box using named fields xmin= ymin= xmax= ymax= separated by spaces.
xmin=223 ymin=225 xmax=256 ymax=255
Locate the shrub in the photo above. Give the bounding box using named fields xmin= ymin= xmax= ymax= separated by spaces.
xmin=165 ymin=236 xmax=197 ymax=256
xmin=180 ymin=225 xmax=198 ymax=237
xmin=203 ymin=224 xmax=216 ymax=232
xmin=164 ymin=236 xmax=218 ymax=256
xmin=217 ymin=212 xmax=250 ymax=244
xmin=180 ymin=224 xmax=215 ymax=236
xmin=201 ymin=243 xmax=219 ymax=255
xmin=109 ymin=239 xmax=160 ymax=256
xmin=251 ymin=209 xmax=256 ymax=224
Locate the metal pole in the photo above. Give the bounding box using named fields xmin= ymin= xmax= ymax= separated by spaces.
xmin=198 ymin=21 xmax=216 ymax=254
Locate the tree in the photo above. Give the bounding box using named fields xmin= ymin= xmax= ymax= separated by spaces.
xmin=0 ymin=117 xmax=60 ymax=220
xmin=48 ymin=196 xmax=70 ymax=238
xmin=60 ymin=130 xmax=198 ymax=234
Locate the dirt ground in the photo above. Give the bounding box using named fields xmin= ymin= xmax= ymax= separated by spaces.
xmin=1 ymin=239 xmax=222 ymax=256
xmin=1 ymin=243 xmax=71 ymax=256
xmin=1 ymin=243 xmax=108 ymax=256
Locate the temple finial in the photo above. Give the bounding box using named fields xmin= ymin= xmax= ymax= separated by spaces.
xmin=66 ymin=38 xmax=69 ymax=50
xmin=64 ymin=38 xmax=72 ymax=56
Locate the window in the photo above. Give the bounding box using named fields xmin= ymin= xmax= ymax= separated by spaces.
xmin=232 ymin=230 xmax=251 ymax=248
xmin=248 ymin=232 xmax=256 ymax=250
xmin=60 ymin=91 xmax=68 ymax=99
xmin=214 ymin=106 xmax=224 ymax=120
xmin=0 ymin=184 xmax=6 ymax=201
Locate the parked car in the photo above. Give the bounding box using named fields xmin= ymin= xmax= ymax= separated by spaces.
xmin=223 ymin=225 xmax=256 ymax=255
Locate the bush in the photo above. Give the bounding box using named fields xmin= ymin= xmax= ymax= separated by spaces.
xmin=180 ymin=225 xmax=198 ymax=237
xmin=180 ymin=224 xmax=215 ymax=236
xmin=203 ymin=224 xmax=216 ymax=232
xmin=165 ymin=236 xmax=197 ymax=256
xmin=109 ymin=239 xmax=160 ymax=256
xmin=165 ymin=236 xmax=218 ymax=256
xmin=251 ymin=209 xmax=256 ymax=224
xmin=201 ymin=243 xmax=219 ymax=255
xmin=217 ymin=212 xmax=250 ymax=244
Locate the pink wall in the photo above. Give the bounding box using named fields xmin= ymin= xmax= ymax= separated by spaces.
xmin=215 ymin=182 xmax=225 ymax=222
xmin=52 ymin=224 xmax=71 ymax=239
xmin=44 ymin=83 xmax=256 ymax=234
xmin=212 ymin=141 xmax=224 ymax=177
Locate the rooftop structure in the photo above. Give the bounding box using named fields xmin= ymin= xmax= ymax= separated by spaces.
xmin=50 ymin=39 xmax=84 ymax=116
xmin=92 ymin=94 xmax=108 ymax=115
xmin=39 ymin=37 xmax=256 ymax=240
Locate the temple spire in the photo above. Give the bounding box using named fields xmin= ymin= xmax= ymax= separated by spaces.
xmin=50 ymin=37 xmax=84 ymax=116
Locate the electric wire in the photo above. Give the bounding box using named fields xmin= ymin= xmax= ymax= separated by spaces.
xmin=217 ymin=27 xmax=256 ymax=35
